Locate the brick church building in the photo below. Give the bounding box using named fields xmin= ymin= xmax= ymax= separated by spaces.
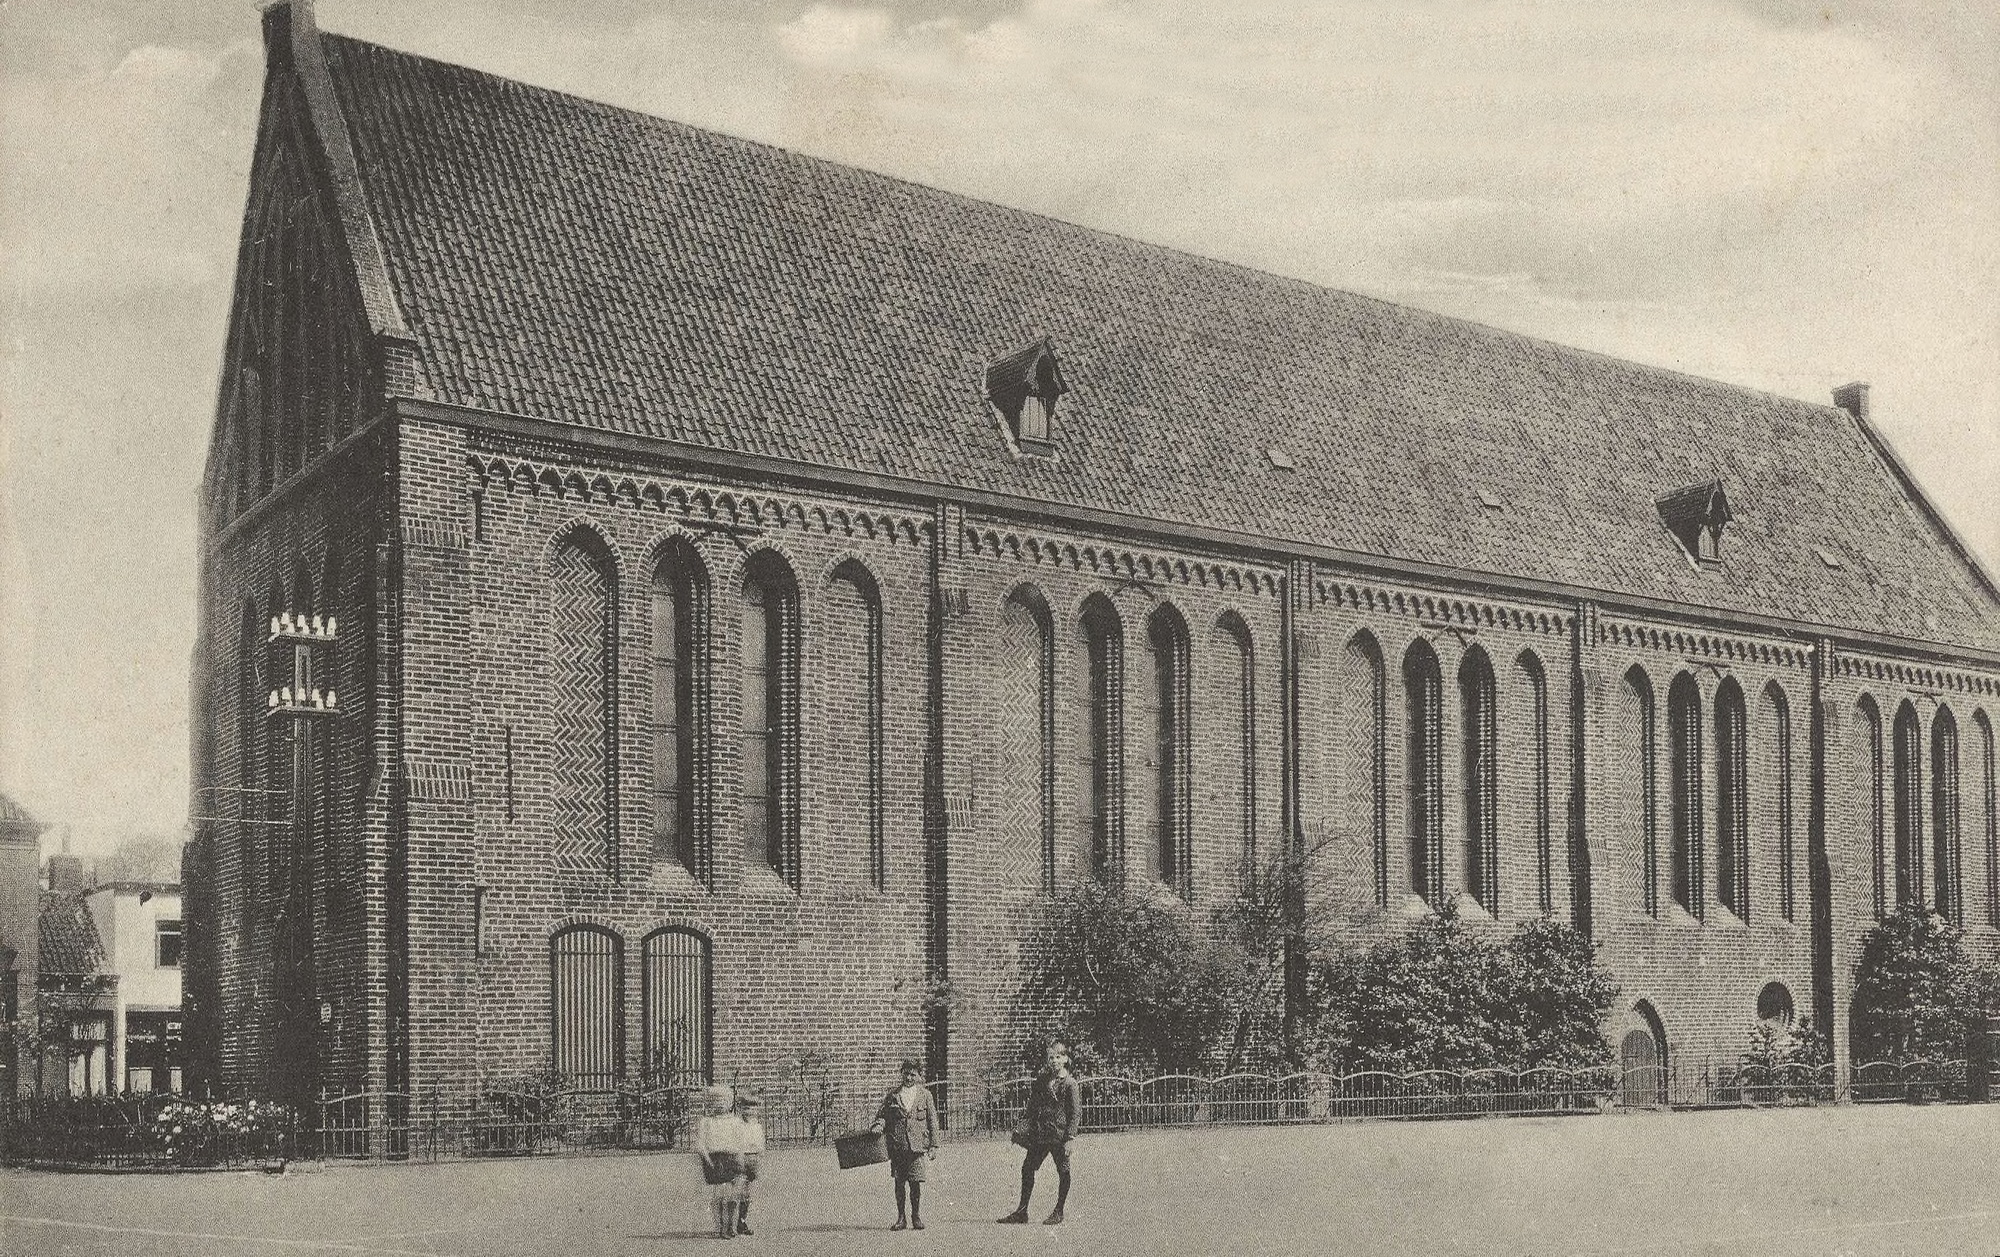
xmin=185 ymin=1 xmax=2000 ymax=1107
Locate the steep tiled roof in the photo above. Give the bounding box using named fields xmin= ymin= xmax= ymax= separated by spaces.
xmin=0 ymin=794 xmax=45 ymax=829
xmin=319 ymin=34 xmax=2000 ymax=652
xmin=38 ymin=892 xmax=106 ymax=979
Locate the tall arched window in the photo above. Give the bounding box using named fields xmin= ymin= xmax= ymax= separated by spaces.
xmin=651 ymin=542 xmax=710 ymax=883
xmin=1762 ymin=683 xmax=1796 ymax=923
xmin=1667 ymin=673 xmax=1704 ymax=917
xmin=641 ymin=927 xmax=712 ymax=1085
xmin=1621 ymin=667 xmax=1659 ymax=917
xmin=1404 ymin=640 xmax=1444 ymax=906
xmin=1079 ymin=596 xmax=1124 ymax=880
xmin=1460 ymin=648 xmax=1498 ymax=913
xmin=1976 ymin=711 xmax=1998 ymax=929
xmin=1219 ymin=614 xmax=1259 ymax=885
xmin=551 ymin=925 xmax=622 ymax=1088
xmin=1715 ymin=680 xmax=1748 ymax=920
xmin=1144 ymin=605 xmax=1192 ymax=897
xmin=1516 ymin=652 xmax=1552 ymax=915
xmin=1856 ymin=698 xmax=1885 ymax=919
xmin=1341 ymin=632 xmax=1388 ymax=907
xmin=830 ymin=562 xmax=886 ymax=891
xmin=742 ymin=551 xmax=801 ymax=888
xmin=1932 ymin=707 xmax=1960 ymax=921
xmin=1892 ymin=701 xmax=1923 ymax=908
xmin=1002 ymin=586 xmax=1058 ymax=892
xmin=551 ymin=531 xmax=618 ymax=878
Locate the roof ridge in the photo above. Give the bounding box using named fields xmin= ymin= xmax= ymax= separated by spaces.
xmin=315 ymin=29 xmax=1846 ymax=425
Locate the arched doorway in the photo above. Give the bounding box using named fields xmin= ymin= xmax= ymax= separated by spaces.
xmin=1620 ymin=1003 xmax=1667 ymax=1107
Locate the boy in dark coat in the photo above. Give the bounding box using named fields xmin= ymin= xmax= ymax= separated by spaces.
xmin=869 ymin=1057 xmax=939 ymax=1230
xmin=999 ymin=1041 xmax=1083 ymax=1225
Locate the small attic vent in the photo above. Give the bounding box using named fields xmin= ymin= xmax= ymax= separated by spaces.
xmin=1657 ymin=479 xmax=1733 ymax=565
xmin=1266 ymin=447 xmax=1297 ymax=471
xmin=986 ymin=337 xmax=1068 ymax=453
xmin=1475 ymin=488 xmax=1504 ymax=512
xmin=1813 ymin=547 xmax=1845 ymax=571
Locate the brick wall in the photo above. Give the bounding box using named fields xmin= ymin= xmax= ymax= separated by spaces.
xmin=196 ymin=409 xmax=2000 ymax=1099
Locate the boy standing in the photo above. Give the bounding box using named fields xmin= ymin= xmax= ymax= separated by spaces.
xmin=999 ymin=1041 xmax=1082 ymax=1225
xmin=869 ymin=1057 xmax=939 ymax=1230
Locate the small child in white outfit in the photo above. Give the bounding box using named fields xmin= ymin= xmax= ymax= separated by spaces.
xmin=733 ymin=1093 xmax=766 ymax=1235
xmin=692 ymin=1084 xmax=744 ymax=1238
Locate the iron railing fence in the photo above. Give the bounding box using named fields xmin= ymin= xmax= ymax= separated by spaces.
xmin=4 ymin=1057 xmax=1984 ymax=1168
xmin=0 ymin=1093 xmax=299 ymax=1169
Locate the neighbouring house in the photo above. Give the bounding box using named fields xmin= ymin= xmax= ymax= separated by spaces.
xmin=183 ymin=0 xmax=2000 ymax=1112
xmin=82 ymin=881 xmax=184 ymax=1094
xmin=35 ymin=857 xmax=116 ymax=1098
xmin=0 ymin=795 xmax=49 ymax=1095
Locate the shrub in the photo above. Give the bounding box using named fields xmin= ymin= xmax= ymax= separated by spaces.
xmin=1301 ymin=899 xmax=1616 ymax=1075
xmin=1850 ymin=907 xmax=2000 ymax=1062
xmin=1023 ymin=875 xmax=1255 ymax=1075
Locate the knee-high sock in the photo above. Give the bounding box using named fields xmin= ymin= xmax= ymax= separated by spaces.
xmin=909 ymin=1182 xmax=923 ymax=1219
xmin=895 ymin=1179 xmax=908 ymax=1217
xmin=1055 ymin=1164 xmax=1072 ymax=1211
xmin=1019 ymin=1162 xmax=1036 ymax=1210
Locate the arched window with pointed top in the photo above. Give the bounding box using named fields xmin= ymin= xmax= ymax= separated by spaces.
xmin=1856 ymin=697 xmax=1886 ymax=919
xmin=1668 ymin=673 xmax=1704 ymax=917
xmin=742 ymin=550 xmax=802 ymax=888
xmin=652 ymin=541 xmax=712 ymax=883
xmin=1459 ymin=648 xmax=1498 ymax=913
xmin=1932 ymin=706 xmax=1961 ymax=921
xmin=830 ymin=562 xmax=886 ymax=892
xmin=1219 ymin=614 xmax=1259 ymax=886
xmin=1340 ymin=631 xmax=1387 ymax=907
xmin=1761 ymin=682 xmax=1796 ymax=923
xmin=1892 ymin=701 xmax=1923 ymax=908
xmin=1079 ymin=596 xmax=1124 ymax=880
xmin=1139 ymin=605 xmax=1193 ymax=897
xmin=1975 ymin=711 xmax=1999 ymax=929
xmin=1404 ymin=640 xmax=1444 ymax=906
xmin=1715 ymin=679 xmax=1748 ymax=920
xmin=1620 ymin=666 xmax=1660 ymax=917
xmin=1516 ymin=651 xmax=1553 ymax=915
xmin=1002 ymin=585 xmax=1058 ymax=892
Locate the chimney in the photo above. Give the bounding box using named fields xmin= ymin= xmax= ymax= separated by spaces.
xmin=1833 ymin=381 xmax=1870 ymax=423
xmin=47 ymin=854 xmax=88 ymax=896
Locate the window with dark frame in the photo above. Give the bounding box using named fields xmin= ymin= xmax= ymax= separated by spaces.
xmin=1668 ymin=673 xmax=1704 ymax=918
xmin=1404 ymin=642 xmax=1443 ymax=905
xmin=156 ymin=919 xmax=184 ymax=969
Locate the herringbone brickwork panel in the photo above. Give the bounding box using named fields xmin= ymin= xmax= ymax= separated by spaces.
xmin=552 ymin=540 xmax=612 ymax=876
xmin=992 ymin=602 xmax=1046 ymax=889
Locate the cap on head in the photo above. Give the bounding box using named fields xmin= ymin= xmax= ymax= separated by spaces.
xmin=703 ymin=1083 xmax=735 ymax=1112
xmin=900 ymin=1057 xmax=924 ymax=1075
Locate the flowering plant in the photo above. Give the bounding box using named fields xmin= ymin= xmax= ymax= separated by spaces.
xmin=143 ymin=1097 xmax=296 ymax=1165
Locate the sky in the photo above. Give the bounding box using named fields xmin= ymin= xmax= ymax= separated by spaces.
xmin=1 ymin=0 xmax=1995 ymax=853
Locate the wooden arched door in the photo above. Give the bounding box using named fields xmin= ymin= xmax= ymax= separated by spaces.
xmin=1621 ymin=1027 xmax=1663 ymax=1107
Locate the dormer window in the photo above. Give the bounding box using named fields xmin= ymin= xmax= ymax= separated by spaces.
xmin=987 ymin=337 xmax=1068 ymax=454
xmin=1657 ymin=479 xmax=1733 ymax=567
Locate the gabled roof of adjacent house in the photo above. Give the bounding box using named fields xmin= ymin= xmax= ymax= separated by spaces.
xmin=0 ymin=794 xmax=46 ymax=831
xmin=299 ymin=22 xmax=2000 ymax=652
xmin=38 ymin=892 xmax=107 ymax=980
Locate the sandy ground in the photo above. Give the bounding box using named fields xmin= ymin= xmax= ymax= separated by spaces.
xmin=3 ymin=1103 xmax=1996 ymax=1256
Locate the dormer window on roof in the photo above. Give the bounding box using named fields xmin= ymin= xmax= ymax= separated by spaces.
xmin=987 ymin=338 xmax=1068 ymax=453
xmin=1657 ymin=479 xmax=1733 ymax=566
